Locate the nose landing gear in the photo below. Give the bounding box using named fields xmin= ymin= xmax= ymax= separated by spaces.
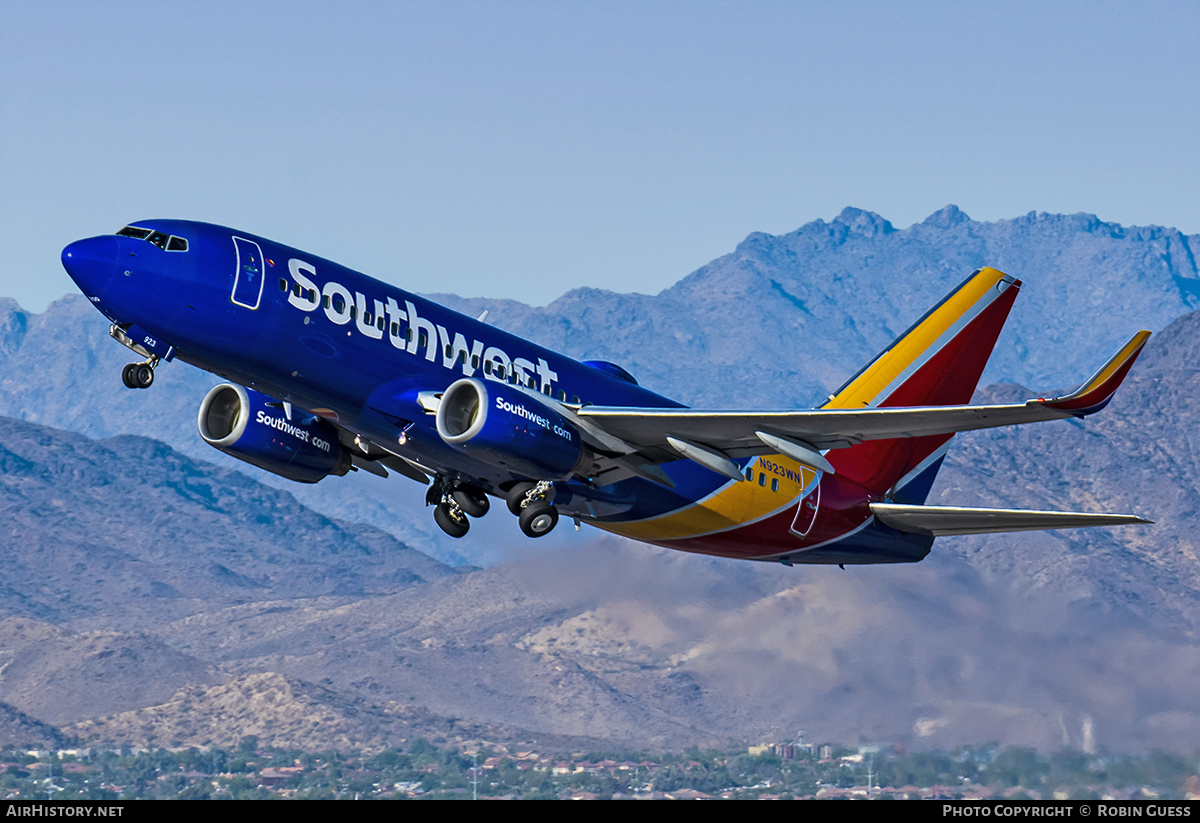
xmin=121 ymin=357 xmax=158 ymax=389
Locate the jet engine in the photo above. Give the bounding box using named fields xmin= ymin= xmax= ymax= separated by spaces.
xmin=436 ymin=378 xmax=588 ymax=480
xmin=197 ymin=383 xmax=351 ymax=483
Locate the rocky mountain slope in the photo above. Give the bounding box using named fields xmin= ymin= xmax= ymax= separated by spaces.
xmin=0 ymin=347 xmax=1197 ymax=753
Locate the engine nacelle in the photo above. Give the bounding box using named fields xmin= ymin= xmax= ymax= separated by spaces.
xmin=436 ymin=378 xmax=588 ymax=480
xmin=197 ymin=384 xmax=351 ymax=483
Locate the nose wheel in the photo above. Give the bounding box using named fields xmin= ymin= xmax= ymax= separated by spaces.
xmin=121 ymin=359 xmax=157 ymax=389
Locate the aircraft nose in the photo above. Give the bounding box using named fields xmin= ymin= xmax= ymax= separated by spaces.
xmin=61 ymin=235 xmax=119 ymax=298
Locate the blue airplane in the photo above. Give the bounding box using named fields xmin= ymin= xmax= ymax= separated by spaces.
xmin=61 ymin=221 xmax=1150 ymax=565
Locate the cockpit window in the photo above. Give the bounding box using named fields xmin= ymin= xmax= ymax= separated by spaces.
xmin=116 ymin=225 xmax=189 ymax=252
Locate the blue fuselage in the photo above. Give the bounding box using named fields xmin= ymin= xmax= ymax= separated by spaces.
xmin=61 ymin=219 xmax=721 ymax=523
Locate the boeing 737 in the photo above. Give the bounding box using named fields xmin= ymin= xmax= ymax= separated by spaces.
xmin=61 ymin=221 xmax=1150 ymax=565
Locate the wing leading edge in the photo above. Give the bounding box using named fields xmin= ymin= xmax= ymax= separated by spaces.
xmin=575 ymin=329 xmax=1151 ymax=466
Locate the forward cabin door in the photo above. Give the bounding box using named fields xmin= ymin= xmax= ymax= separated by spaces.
xmin=230 ymin=236 xmax=266 ymax=310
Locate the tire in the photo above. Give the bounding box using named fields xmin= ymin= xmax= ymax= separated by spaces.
xmin=121 ymin=364 xmax=137 ymax=389
xmin=519 ymin=503 xmax=558 ymax=538
xmin=434 ymin=502 xmax=470 ymax=538
xmin=134 ymin=364 xmax=154 ymax=388
xmin=452 ymin=487 xmax=490 ymax=518
xmin=506 ymin=482 xmax=536 ymax=516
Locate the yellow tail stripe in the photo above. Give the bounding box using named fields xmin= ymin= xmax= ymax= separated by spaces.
xmin=825 ymin=267 xmax=1012 ymax=410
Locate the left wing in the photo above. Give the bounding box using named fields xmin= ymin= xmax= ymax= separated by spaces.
xmin=575 ymin=330 xmax=1150 ymax=478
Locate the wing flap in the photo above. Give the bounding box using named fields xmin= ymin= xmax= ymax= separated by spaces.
xmin=871 ymin=503 xmax=1151 ymax=536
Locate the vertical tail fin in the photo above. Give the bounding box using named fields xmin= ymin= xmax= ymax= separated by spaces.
xmin=824 ymin=267 xmax=1021 ymax=495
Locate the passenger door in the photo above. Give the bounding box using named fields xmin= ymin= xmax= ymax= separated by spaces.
xmin=230 ymin=236 xmax=266 ymax=309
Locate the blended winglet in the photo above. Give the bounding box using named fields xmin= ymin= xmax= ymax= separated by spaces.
xmin=1034 ymin=330 xmax=1151 ymax=416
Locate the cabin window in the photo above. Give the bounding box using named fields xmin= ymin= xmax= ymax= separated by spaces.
xmin=377 ymin=316 xmax=385 ymax=331
xmin=496 ymin=365 xmax=506 ymax=380
xmin=279 ymin=279 xmax=288 ymax=292
xmin=471 ymin=355 xmax=480 ymax=369
xmin=331 ymin=294 xmax=346 ymax=313
xmin=292 ymin=283 xmax=302 ymax=297
xmin=758 ymin=472 xmax=766 ymax=486
xmin=771 ymin=478 xmax=779 ymax=492
xmin=166 ymin=236 xmax=188 ymax=252
xmin=557 ymin=389 xmax=566 ymax=401
xmin=406 ymin=328 xmax=414 ymax=343
xmin=744 ymin=467 xmax=753 ymax=482
xmin=572 ymin=395 xmax=581 ymax=405
xmin=323 ymin=295 xmax=331 ymax=309
xmin=484 ymin=360 xmax=493 ymax=375
xmin=418 ymin=330 xmax=428 ymax=349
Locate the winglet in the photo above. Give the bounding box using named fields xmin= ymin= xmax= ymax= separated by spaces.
xmin=1035 ymin=330 xmax=1151 ymax=416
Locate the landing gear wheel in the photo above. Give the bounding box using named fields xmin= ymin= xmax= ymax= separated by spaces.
xmin=507 ymin=481 xmax=555 ymax=516
xmin=506 ymin=482 xmax=536 ymax=516
xmin=434 ymin=502 xmax=470 ymax=538
xmin=122 ymin=362 xmax=154 ymax=389
xmin=133 ymin=363 xmax=154 ymax=388
xmin=452 ymin=487 xmax=490 ymax=518
xmin=519 ymin=503 xmax=558 ymax=538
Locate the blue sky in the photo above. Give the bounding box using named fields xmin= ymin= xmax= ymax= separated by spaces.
xmin=2 ymin=0 xmax=1197 ymax=313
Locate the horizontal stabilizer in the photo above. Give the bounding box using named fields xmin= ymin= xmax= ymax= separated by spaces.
xmin=870 ymin=503 xmax=1151 ymax=536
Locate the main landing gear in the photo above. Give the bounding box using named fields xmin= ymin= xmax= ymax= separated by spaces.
xmin=427 ymin=477 xmax=561 ymax=539
xmin=427 ymin=478 xmax=491 ymax=539
xmin=507 ymin=480 xmax=559 ymax=538
xmin=121 ymin=357 xmax=158 ymax=389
